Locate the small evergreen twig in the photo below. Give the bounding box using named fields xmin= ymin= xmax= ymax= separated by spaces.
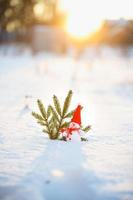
xmin=32 ymin=100 xmax=52 ymax=138
xmin=55 ymin=90 xmax=73 ymax=138
xmin=53 ymin=95 xmax=62 ymax=116
xmin=62 ymin=90 xmax=73 ymax=117
xmin=32 ymin=90 xmax=74 ymax=140
xmin=32 ymin=90 xmax=91 ymax=140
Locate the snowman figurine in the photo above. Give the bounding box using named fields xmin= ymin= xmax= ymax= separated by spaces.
xmin=60 ymin=105 xmax=86 ymax=141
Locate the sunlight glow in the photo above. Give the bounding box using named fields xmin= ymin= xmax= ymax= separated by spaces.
xmin=60 ymin=0 xmax=103 ymax=38
xmin=59 ymin=0 xmax=133 ymax=38
xmin=66 ymin=12 xmax=101 ymax=38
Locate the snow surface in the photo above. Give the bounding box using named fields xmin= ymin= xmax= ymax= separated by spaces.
xmin=0 ymin=45 xmax=133 ymax=200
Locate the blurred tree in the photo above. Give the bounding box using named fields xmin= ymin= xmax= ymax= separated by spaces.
xmin=0 ymin=0 xmax=59 ymax=31
xmin=87 ymin=19 xmax=133 ymax=47
xmin=0 ymin=0 xmax=35 ymax=31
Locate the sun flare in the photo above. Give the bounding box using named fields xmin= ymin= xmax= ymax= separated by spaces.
xmin=66 ymin=13 xmax=101 ymax=39
xmin=59 ymin=0 xmax=133 ymax=39
xmin=59 ymin=0 xmax=102 ymax=39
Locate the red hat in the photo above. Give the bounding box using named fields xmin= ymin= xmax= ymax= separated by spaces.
xmin=71 ymin=105 xmax=82 ymax=125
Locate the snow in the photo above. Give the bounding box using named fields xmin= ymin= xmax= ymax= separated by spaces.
xmin=0 ymin=45 xmax=133 ymax=200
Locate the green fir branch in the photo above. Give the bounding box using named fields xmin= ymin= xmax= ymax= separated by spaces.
xmin=37 ymin=99 xmax=47 ymax=120
xmin=32 ymin=112 xmax=44 ymax=121
xmin=32 ymin=101 xmax=52 ymax=138
xmin=53 ymin=95 xmax=62 ymax=116
xmin=61 ymin=122 xmax=70 ymax=129
xmin=64 ymin=110 xmax=74 ymax=118
xmin=50 ymin=117 xmax=58 ymax=131
xmin=47 ymin=105 xmax=51 ymax=119
xmin=32 ymin=90 xmax=91 ymax=141
xmin=52 ymin=90 xmax=73 ymax=138
xmin=49 ymin=105 xmax=60 ymax=123
xmin=37 ymin=121 xmax=47 ymax=126
xmin=62 ymin=90 xmax=73 ymax=117
xmin=43 ymin=129 xmax=49 ymax=134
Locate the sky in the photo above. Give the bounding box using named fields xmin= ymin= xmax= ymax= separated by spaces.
xmin=59 ymin=0 xmax=133 ymax=20
xmin=58 ymin=0 xmax=133 ymax=38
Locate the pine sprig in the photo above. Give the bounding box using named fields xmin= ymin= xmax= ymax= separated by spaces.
xmin=32 ymin=91 xmax=74 ymax=139
xmin=50 ymin=117 xmax=58 ymax=131
xmin=53 ymin=95 xmax=62 ymax=116
xmin=32 ymin=112 xmax=44 ymax=121
xmin=32 ymin=90 xmax=91 ymax=140
xmin=32 ymin=100 xmax=52 ymax=138
xmin=49 ymin=105 xmax=60 ymax=123
xmin=37 ymin=121 xmax=47 ymax=126
xmin=55 ymin=90 xmax=73 ymax=138
xmin=61 ymin=122 xmax=70 ymax=129
xmin=62 ymin=90 xmax=73 ymax=117
xmin=43 ymin=129 xmax=49 ymax=134
xmin=47 ymin=105 xmax=51 ymax=119
xmin=64 ymin=110 xmax=74 ymax=118
xmin=37 ymin=99 xmax=47 ymax=120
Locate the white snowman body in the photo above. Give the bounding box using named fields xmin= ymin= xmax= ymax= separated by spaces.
xmin=69 ymin=122 xmax=80 ymax=141
xmin=60 ymin=122 xmax=85 ymax=141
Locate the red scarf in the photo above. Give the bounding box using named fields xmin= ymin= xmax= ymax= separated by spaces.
xmin=61 ymin=127 xmax=80 ymax=138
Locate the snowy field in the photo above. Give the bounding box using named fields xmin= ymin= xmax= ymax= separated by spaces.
xmin=0 ymin=45 xmax=133 ymax=200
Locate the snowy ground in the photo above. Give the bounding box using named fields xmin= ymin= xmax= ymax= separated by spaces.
xmin=0 ymin=45 xmax=133 ymax=200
